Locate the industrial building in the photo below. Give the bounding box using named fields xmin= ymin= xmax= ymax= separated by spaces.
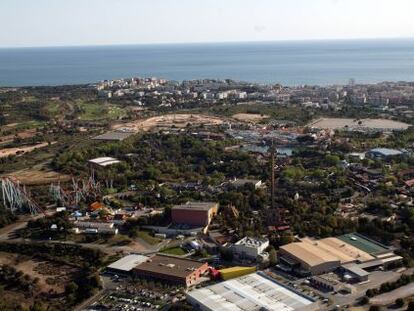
xmin=133 ymin=254 xmax=209 ymax=287
xmin=231 ymin=236 xmax=269 ymax=261
xmin=279 ymin=234 xmax=402 ymax=277
xmin=93 ymin=130 xmax=135 ymax=142
xmin=72 ymin=221 xmax=118 ymax=235
xmin=106 ymin=254 xmax=148 ymax=275
xmin=171 ymin=202 xmax=219 ymax=227
xmin=366 ymin=148 xmax=405 ymax=160
xmin=187 ymin=272 xmax=316 ymax=311
xmin=337 ymin=233 xmax=403 ymax=270
xmin=279 ymin=240 xmax=341 ymax=275
xmin=218 ymin=266 xmax=256 ymax=280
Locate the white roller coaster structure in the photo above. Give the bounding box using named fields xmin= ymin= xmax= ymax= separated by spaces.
xmin=1 ymin=177 xmax=44 ymax=215
xmin=50 ymin=174 xmax=101 ymax=207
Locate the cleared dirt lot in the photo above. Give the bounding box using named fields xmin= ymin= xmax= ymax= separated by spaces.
xmin=308 ymin=118 xmax=411 ymax=131
xmin=5 ymin=164 xmax=70 ymax=185
xmin=232 ymin=113 xmax=270 ymax=122
xmin=0 ymin=128 xmax=38 ymax=145
xmin=0 ymin=141 xmax=55 ymax=159
xmin=113 ymin=113 xmax=226 ymax=132
xmin=0 ymin=251 xmax=77 ymax=293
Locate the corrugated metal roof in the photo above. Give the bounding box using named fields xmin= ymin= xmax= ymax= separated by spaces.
xmin=187 ymin=272 xmax=313 ymax=311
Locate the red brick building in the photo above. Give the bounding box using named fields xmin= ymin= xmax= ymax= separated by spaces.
xmin=133 ymin=254 xmax=209 ymax=287
xmin=171 ymin=202 xmax=219 ymax=227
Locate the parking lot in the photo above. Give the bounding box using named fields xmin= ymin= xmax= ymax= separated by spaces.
xmin=83 ymin=275 xmax=186 ymax=311
xmin=268 ymin=267 xmax=403 ymax=310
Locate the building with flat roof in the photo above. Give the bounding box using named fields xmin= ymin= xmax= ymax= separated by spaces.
xmin=366 ymin=148 xmax=405 ymax=160
xmin=93 ymin=130 xmax=135 ymax=142
xmin=72 ymin=221 xmax=118 ymax=235
xmin=187 ymin=272 xmax=317 ymax=311
xmin=106 ymin=254 xmax=148 ymax=275
xmin=219 ymin=266 xmax=256 ymax=280
xmin=341 ymin=264 xmax=370 ymax=283
xmin=231 ymin=237 xmax=269 ymax=261
xmin=171 ymin=202 xmax=219 ymax=227
xmin=279 ymin=241 xmax=340 ymax=275
xmin=133 ymin=254 xmax=209 ymax=287
xmin=279 ymin=234 xmax=401 ymax=276
xmin=301 ymin=237 xmax=375 ymax=263
xmin=278 ymin=237 xmax=374 ymax=275
xmin=337 ymin=233 xmax=390 ymax=256
xmin=88 ymin=157 xmax=121 ymax=168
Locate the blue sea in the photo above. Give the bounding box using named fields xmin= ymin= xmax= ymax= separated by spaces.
xmin=1 ymin=39 xmax=414 ymax=87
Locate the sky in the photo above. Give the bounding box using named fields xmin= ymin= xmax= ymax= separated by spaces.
xmin=1 ymin=0 xmax=414 ymax=48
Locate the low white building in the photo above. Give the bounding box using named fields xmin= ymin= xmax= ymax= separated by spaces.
xmin=88 ymin=157 xmax=121 ymax=168
xmin=229 ymin=178 xmax=262 ymax=189
xmin=73 ymin=221 xmax=118 ymax=235
xmin=231 ymin=237 xmax=269 ymax=260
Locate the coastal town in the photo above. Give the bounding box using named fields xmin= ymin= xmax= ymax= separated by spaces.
xmin=1 ymin=77 xmax=414 ymax=311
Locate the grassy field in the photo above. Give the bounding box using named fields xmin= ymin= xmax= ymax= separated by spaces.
xmin=13 ymin=120 xmax=45 ymax=130
xmin=137 ymin=231 xmax=162 ymax=245
xmin=160 ymin=246 xmax=187 ymax=256
xmin=77 ymin=101 xmax=126 ymax=120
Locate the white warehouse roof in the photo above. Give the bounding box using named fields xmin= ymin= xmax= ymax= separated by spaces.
xmin=88 ymin=157 xmax=121 ymax=167
xmin=107 ymin=254 xmax=148 ymax=272
xmin=187 ymin=272 xmax=314 ymax=311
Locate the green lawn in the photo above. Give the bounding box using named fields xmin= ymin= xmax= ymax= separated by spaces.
xmin=45 ymin=102 xmax=61 ymax=114
xmin=160 ymin=246 xmax=187 ymax=256
xmin=14 ymin=120 xmax=45 ymax=130
xmin=77 ymin=102 xmax=126 ymax=120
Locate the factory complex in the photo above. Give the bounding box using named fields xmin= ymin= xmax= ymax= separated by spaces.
xmin=187 ymin=272 xmax=317 ymax=311
xmin=278 ymin=233 xmax=402 ymax=280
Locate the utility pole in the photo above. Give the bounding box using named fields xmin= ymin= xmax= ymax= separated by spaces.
xmin=269 ymin=141 xmax=279 ymax=225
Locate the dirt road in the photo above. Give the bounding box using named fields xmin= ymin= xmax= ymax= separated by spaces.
xmin=370 ymin=282 xmax=414 ymax=305
xmin=0 ymin=141 xmax=56 ymax=158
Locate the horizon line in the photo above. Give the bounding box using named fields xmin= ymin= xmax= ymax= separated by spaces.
xmin=1 ymin=36 xmax=414 ymax=50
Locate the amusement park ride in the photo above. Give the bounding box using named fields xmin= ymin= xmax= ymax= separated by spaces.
xmin=49 ymin=173 xmax=101 ymax=208
xmin=1 ymin=176 xmax=44 ymax=215
xmin=1 ymin=172 xmax=101 ymax=215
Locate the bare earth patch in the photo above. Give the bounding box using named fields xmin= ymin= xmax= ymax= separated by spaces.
xmin=0 ymin=141 xmax=56 ymax=159
xmin=232 ymin=113 xmax=270 ymax=122
xmin=0 ymin=128 xmax=37 ymax=144
xmin=113 ymin=114 xmax=226 ymax=132
xmin=0 ymin=252 xmax=78 ymax=294
xmin=6 ymin=165 xmax=70 ymax=185
xmin=308 ymin=118 xmax=411 ymax=130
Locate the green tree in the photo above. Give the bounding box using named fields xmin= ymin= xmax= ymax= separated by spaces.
xmin=395 ymin=298 xmax=404 ymax=308
xmin=269 ymin=248 xmax=277 ymax=266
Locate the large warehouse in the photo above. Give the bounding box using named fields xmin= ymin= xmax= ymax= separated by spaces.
xmin=279 ymin=235 xmax=402 ymax=276
xmin=279 ymin=237 xmax=375 ymax=275
xmin=133 ymin=254 xmax=209 ymax=287
xmin=171 ymin=201 xmax=219 ymax=227
xmin=187 ymin=272 xmax=317 ymax=311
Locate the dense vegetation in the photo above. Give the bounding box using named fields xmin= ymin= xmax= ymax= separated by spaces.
xmin=0 ymin=242 xmax=104 ymax=310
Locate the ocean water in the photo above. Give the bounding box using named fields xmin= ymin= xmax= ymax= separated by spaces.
xmin=0 ymin=39 xmax=414 ymax=87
